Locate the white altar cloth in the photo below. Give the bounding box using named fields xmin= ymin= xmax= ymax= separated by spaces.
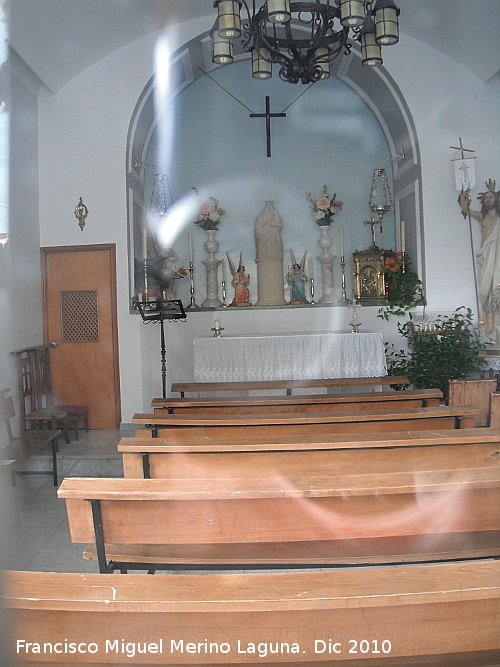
xmin=193 ymin=332 xmax=387 ymax=383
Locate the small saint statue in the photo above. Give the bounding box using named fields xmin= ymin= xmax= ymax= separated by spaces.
xmin=226 ymin=251 xmax=251 ymax=306
xmin=287 ymin=249 xmax=309 ymax=304
xmin=347 ymin=298 xmax=362 ymax=333
xmin=149 ymin=248 xmax=187 ymax=300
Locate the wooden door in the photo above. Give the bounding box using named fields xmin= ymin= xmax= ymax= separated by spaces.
xmin=41 ymin=245 xmax=121 ymax=429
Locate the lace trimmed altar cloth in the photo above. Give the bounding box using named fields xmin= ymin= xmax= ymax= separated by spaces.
xmin=193 ymin=332 xmax=387 ymax=383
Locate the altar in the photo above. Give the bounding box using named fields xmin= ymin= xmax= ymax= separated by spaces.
xmin=193 ymin=332 xmax=387 ymax=383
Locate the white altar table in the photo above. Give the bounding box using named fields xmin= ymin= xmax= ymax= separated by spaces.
xmin=193 ymin=332 xmax=387 ymax=383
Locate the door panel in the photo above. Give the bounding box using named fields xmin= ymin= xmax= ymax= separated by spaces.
xmin=41 ymin=245 xmax=121 ymax=429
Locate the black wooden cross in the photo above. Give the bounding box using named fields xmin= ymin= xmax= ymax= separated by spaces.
xmin=250 ymin=96 xmax=286 ymax=158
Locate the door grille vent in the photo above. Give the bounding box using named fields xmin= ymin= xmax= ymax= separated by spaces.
xmin=61 ymin=290 xmax=99 ymax=342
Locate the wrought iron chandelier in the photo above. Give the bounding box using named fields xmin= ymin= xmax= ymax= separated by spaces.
xmin=211 ymin=0 xmax=400 ymax=84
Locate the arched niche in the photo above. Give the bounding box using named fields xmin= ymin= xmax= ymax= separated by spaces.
xmin=126 ymin=31 xmax=423 ymax=308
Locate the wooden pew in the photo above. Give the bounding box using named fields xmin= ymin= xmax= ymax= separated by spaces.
xmin=152 ymin=388 xmax=443 ymax=415
xmin=448 ymin=378 xmax=497 ymax=427
xmin=4 ymin=561 xmax=500 ymax=666
xmin=59 ymin=462 xmax=500 ymax=573
xmin=132 ymin=405 xmax=480 ymax=438
xmin=118 ymin=427 xmax=500 ymax=481
xmin=171 ymin=376 xmax=410 ymax=397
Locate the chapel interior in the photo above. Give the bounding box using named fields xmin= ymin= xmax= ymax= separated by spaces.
xmin=1 ymin=1 xmax=500 ymax=664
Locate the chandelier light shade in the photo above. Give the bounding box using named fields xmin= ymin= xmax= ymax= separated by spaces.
xmin=252 ymin=47 xmax=273 ymax=79
xmin=212 ymin=25 xmax=234 ymax=64
xmin=215 ymin=0 xmax=242 ymax=39
xmin=359 ymin=15 xmax=382 ymax=67
xmin=267 ymin=0 xmax=291 ymax=23
xmin=373 ymin=0 xmax=400 ymax=45
xmin=340 ymin=0 xmax=365 ymax=26
xmin=210 ymin=0 xmax=401 ymax=84
xmin=315 ymin=48 xmax=331 ymax=79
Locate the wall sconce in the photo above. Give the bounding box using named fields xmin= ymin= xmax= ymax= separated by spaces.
xmin=74 ymin=197 xmax=89 ymax=231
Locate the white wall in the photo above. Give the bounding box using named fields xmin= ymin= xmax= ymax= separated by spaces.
xmin=36 ymin=19 xmax=500 ymax=419
xmin=2 ymin=57 xmax=44 ymax=441
xmin=383 ymin=35 xmax=500 ymax=312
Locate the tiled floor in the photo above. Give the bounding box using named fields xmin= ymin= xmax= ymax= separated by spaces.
xmin=1 ymin=429 xmax=127 ymax=573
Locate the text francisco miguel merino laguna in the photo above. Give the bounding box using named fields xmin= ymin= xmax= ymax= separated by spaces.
xmin=16 ymin=638 xmax=392 ymax=658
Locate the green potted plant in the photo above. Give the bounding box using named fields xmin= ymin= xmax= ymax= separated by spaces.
xmin=385 ymin=307 xmax=488 ymax=398
xmin=378 ymin=252 xmax=425 ymax=320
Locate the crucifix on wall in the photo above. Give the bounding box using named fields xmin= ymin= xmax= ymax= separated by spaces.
xmin=199 ymin=68 xmax=315 ymax=157
xmin=250 ymin=96 xmax=286 ymax=158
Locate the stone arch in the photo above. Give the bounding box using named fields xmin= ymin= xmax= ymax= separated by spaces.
xmin=126 ymin=32 xmax=423 ymax=301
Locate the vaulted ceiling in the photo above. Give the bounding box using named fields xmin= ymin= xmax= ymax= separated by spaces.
xmin=9 ymin=0 xmax=500 ymax=94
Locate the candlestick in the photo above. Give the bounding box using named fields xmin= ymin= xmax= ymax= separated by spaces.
xmin=188 ymin=232 xmax=193 ymax=264
xmin=340 ymin=256 xmax=347 ymax=302
xmin=187 ymin=260 xmax=199 ymax=309
xmin=142 ymin=228 xmax=148 ymax=261
xmin=309 ymin=257 xmax=313 ymax=279
xmin=401 ymin=220 xmax=406 ymax=273
xmin=143 ymin=258 xmax=149 ymax=305
xmin=211 ymin=317 xmax=224 ymax=337
xmin=339 ymin=226 xmax=344 ymax=257
xmin=310 ymin=277 xmax=315 ymax=304
xmin=221 ymin=280 xmax=227 ymax=307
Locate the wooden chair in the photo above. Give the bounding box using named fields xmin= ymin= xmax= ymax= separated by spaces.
xmin=448 ymin=378 xmax=497 ymax=427
xmin=0 ymin=388 xmax=60 ymax=485
xmin=11 ymin=346 xmax=88 ymax=442
xmin=34 ymin=345 xmax=89 ymax=440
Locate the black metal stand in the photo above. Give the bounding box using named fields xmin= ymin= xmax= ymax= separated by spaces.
xmin=134 ymin=299 xmax=187 ymax=399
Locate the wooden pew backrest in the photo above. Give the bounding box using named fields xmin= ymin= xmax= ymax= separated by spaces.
xmin=4 ymin=561 xmax=500 ymax=666
xmin=133 ymin=405 xmax=481 ymax=438
xmin=448 ymin=378 xmax=497 ymax=427
xmin=59 ymin=468 xmax=500 ymax=572
xmin=171 ymin=376 xmax=410 ymax=397
xmin=152 ymin=388 xmax=443 ymax=415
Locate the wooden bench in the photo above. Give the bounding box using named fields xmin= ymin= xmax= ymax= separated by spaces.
xmin=4 ymin=561 xmax=500 ymax=666
xmin=58 ymin=461 xmax=500 ymax=573
xmin=152 ymin=388 xmax=443 ymax=415
xmin=0 ymin=388 xmax=60 ymax=486
xmin=132 ymin=405 xmax=481 ymax=438
xmin=171 ymin=376 xmax=410 ymax=397
xmin=448 ymin=378 xmax=497 ymax=427
xmin=118 ymin=427 xmax=500 ymax=480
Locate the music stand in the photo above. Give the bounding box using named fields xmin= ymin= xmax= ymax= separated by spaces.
xmin=134 ymin=299 xmax=187 ymax=398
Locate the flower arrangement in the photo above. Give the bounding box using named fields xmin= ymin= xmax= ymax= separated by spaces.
xmin=377 ymin=252 xmax=425 ymax=320
xmin=192 ymin=187 xmax=225 ymax=231
xmin=306 ymin=185 xmax=343 ymax=225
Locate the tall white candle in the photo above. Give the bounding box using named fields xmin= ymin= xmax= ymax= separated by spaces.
xmin=401 ymin=220 xmax=405 ymax=254
xmin=221 ymin=258 xmax=226 ymax=282
xmin=188 ymin=232 xmax=193 ymax=264
xmin=142 ymin=228 xmax=148 ymax=261
xmin=309 ymin=257 xmax=313 ymax=279
xmin=339 ymin=227 xmax=344 ymax=257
